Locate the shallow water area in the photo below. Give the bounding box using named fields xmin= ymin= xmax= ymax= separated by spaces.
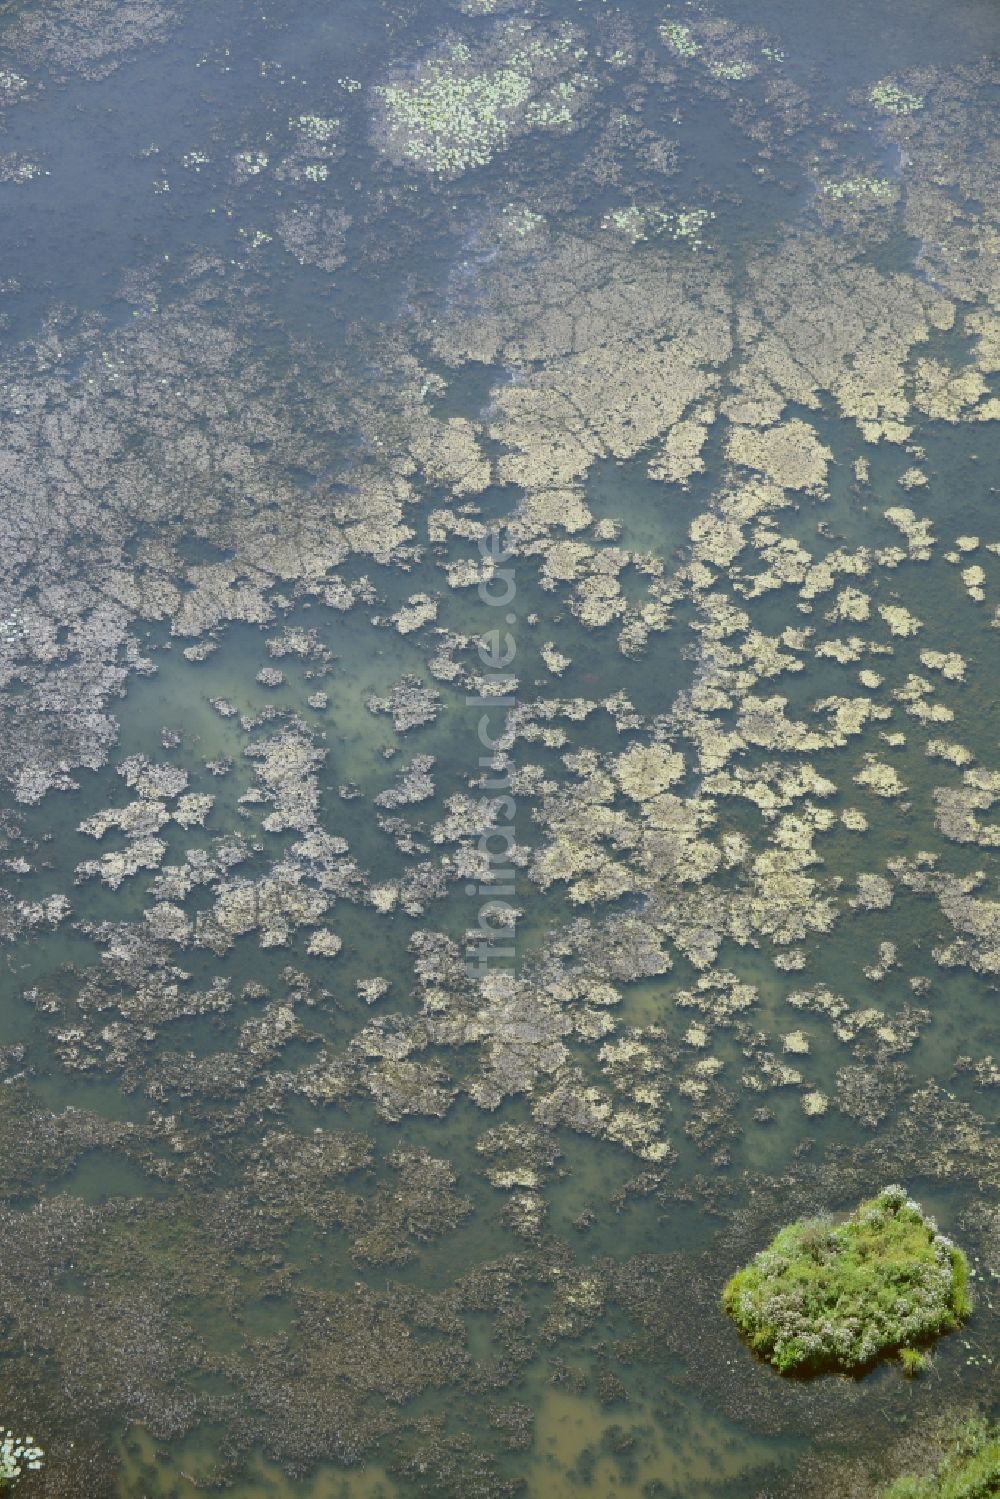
xmin=0 ymin=0 xmax=997 ymax=1494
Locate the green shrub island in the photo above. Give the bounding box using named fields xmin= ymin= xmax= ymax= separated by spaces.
xmin=722 ymin=1186 xmax=971 ymax=1375
xmin=882 ymin=1418 xmax=1000 ymax=1498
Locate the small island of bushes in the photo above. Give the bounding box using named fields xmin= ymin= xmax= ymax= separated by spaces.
xmin=722 ymin=1185 xmax=970 ymax=1375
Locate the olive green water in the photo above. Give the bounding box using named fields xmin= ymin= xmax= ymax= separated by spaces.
xmin=0 ymin=0 xmax=997 ymax=1495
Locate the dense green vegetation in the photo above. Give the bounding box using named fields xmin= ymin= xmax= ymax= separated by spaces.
xmin=722 ymin=1186 xmax=971 ymax=1374
xmin=882 ymin=1418 xmax=1000 ymax=1497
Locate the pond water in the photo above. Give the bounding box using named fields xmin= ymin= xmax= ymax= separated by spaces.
xmin=0 ymin=0 xmax=997 ymax=1495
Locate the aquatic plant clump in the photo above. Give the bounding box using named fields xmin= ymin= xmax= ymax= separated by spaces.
xmin=0 ymin=1429 xmax=43 ymax=1484
xmin=821 ymin=176 xmax=895 ymax=201
xmin=870 ymin=79 xmax=924 ymax=114
xmin=722 ymin=1186 xmax=971 ymax=1374
xmin=659 ymin=22 xmax=700 ymax=57
xmin=600 ymin=203 xmax=715 ymax=246
xmin=882 ymin=1418 xmax=1000 ymax=1497
xmin=374 ymin=23 xmax=591 ymax=176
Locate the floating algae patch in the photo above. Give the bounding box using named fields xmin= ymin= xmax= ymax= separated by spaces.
xmin=0 ymin=0 xmax=998 ymax=1495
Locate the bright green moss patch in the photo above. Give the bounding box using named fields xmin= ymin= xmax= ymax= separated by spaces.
xmin=722 ymin=1186 xmax=971 ymax=1374
xmin=882 ymin=1418 xmax=1000 ymax=1497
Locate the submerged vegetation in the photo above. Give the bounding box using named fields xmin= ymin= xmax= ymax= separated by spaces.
xmin=722 ymin=1187 xmax=971 ymax=1374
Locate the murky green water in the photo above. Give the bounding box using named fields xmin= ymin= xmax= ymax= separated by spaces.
xmin=0 ymin=0 xmax=997 ymax=1494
